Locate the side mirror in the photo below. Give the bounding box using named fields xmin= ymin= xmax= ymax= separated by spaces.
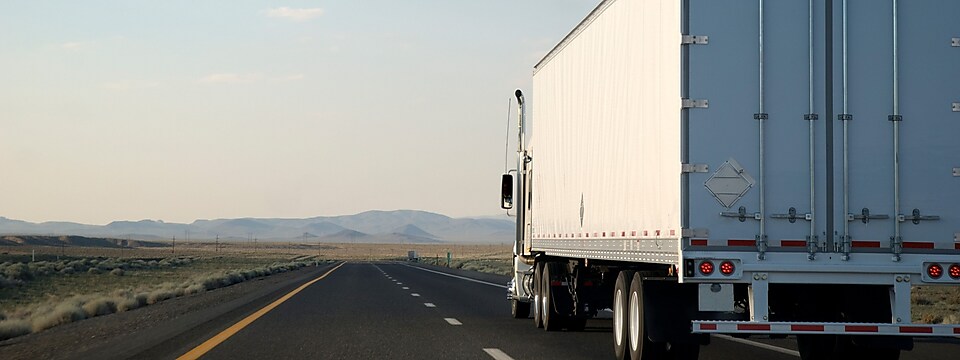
xmin=500 ymin=173 xmax=514 ymax=209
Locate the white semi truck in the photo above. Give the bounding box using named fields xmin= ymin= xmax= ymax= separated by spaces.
xmin=500 ymin=1 xmax=960 ymax=359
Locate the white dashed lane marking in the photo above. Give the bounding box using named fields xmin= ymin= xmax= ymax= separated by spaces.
xmin=444 ymin=318 xmax=462 ymax=326
xmin=411 ymin=293 xmax=421 ymax=297
xmin=424 ymin=303 xmax=436 ymax=308
xmin=483 ymin=348 xmax=515 ymax=360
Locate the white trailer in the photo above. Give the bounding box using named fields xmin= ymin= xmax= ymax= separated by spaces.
xmin=500 ymin=1 xmax=960 ymax=359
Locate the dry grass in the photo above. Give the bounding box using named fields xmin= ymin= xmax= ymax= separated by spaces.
xmin=912 ymin=285 xmax=960 ymax=324
xmin=0 ymin=244 xmax=336 ymax=341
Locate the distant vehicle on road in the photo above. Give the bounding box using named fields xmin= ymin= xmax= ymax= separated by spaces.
xmin=500 ymin=1 xmax=960 ymax=359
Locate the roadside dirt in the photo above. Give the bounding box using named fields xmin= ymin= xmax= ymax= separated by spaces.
xmin=0 ymin=264 xmax=327 ymax=360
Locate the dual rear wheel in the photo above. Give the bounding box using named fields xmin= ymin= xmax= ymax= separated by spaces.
xmin=613 ymin=270 xmax=699 ymax=360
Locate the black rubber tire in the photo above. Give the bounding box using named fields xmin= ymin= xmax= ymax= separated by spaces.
xmin=627 ymin=273 xmax=655 ymax=360
xmin=613 ymin=270 xmax=635 ymax=360
xmin=533 ymin=262 xmax=543 ymax=328
xmin=511 ymin=298 xmax=530 ymax=319
xmin=542 ymin=262 xmax=562 ymax=331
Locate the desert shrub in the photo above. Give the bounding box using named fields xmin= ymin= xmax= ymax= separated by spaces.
xmin=146 ymin=288 xmax=176 ymax=304
xmin=31 ymin=302 xmax=86 ymax=332
xmin=3 ymin=263 xmax=32 ymax=281
xmin=81 ymin=297 xmax=117 ymax=317
xmin=920 ymin=313 xmax=943 ymax=324
xmin=87 ymin=268 xmax=102 ymax=275
xmin=914 ymin=296 xmax=934 ymax=306
xmin=110 ymin=268 xmax=124 ymax=276
xmin=0 ymin=277 xmax=23 ymax=289
xmin=59 ymin=266 xmax=75 ymax=275
xmin=184 ymin=284 xmax=205 ymax=295
xmin=0 ymin=319 xmax=31 ymax=341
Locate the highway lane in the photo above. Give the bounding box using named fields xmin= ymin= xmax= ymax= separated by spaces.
xmin=159 ymin=262 xmax=799 ymax=359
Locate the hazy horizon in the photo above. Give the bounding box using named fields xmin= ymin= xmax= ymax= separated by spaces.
xmin=0 ymin=1 xmax=598 ymax=225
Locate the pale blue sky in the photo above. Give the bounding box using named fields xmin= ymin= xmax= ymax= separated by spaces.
xmin=0 ymin=1 xmax=598 ymax=224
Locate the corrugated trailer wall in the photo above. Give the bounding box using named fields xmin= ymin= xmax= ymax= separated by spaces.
xmin=686 ymin=0 xmax=960 ymax=254
xmin=529 ymin=0 xmax=681 ymax=263
xmin=529 ymin=0 xmax=958 ymax=262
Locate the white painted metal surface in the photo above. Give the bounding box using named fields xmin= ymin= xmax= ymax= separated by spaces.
xmin=529 ymin=0 xmax=681 ymax=262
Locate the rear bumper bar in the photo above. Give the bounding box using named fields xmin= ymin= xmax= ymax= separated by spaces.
xmin=693 ymin=320 xmax=960 ymax=337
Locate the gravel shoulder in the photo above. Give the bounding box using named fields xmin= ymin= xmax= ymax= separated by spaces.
xmin=0 ymin=263 xmax=336 ymax=360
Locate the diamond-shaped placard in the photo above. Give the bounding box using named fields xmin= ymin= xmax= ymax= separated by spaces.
xmin=704 ymin=158 xmax=755 ymax=209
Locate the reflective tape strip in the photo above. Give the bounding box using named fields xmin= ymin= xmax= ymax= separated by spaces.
xmin=903 ymin=242 xmax=935 ymax=249
xmin=728 ymin=239 xmax=756 ymax=247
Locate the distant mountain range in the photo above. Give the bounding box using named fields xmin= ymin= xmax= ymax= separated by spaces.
xmin=0 ymin=210 xmax=516 ymax=244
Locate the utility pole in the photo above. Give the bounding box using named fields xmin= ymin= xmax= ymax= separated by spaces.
xmin=216 ymin=235 xmax=219 ymax=253
xmin=172 ymin=236 xmax=176 ymax=254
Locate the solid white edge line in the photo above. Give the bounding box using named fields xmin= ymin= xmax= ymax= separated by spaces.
xmin=403 ymin=264 xmax=508 ymax=289
xmin=712 ymin=334 xmax=800 ymax=358
xmin=444 ymin=318 xmax=462 ymax=325
xmin=483 ymin=348 xmax=515 ymax=360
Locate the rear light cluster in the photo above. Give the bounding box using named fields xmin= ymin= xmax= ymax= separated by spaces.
xmin=685 ymin=259 xmax=739 ymax=278
xmin=924 ymin=263 xmax=960 ymax=281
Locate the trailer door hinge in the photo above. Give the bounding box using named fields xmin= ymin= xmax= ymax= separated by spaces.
xmin=953 ymin=167 xmax=960 ymax=177
xmin=681 ymin=35 xmax=709 ymax=45
xmin=952 ymin=37 xmax=960 ymax=47
xmin=682 ymin=98 xmax=709 ymax=109
xmin=682 ymin=228 xmax=709 ymax=238
xmin=952 ymin=102 xmax=960 ymax=112
xmin=682 ymin=163 xmax=709 ymax=173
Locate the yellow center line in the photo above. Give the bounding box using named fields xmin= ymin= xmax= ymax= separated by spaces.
xmin=177 ymin=261 xmax=347 ymax=360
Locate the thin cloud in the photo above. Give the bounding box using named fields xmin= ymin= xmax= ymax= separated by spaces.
xmin=273 ymin=74 xmax=305 ymax=81
xmin=102 ymin=81 xmax=160 ymax=91
xmin=199 ymin=73 xmax=261 ymax=84
xmin=61 ymin=42 xmax=88 ymax=50
xmin=266 ymin=7 xmax=324 ymax=22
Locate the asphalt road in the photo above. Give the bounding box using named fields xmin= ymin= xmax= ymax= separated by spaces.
xmin=125 ymin=262 xmax=958 ymax=360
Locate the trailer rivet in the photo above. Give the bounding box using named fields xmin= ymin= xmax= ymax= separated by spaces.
xmin=896 ymin=276 xmax=903 ymax=282
xmin=897 ymin=318 xmax=902 ymax=323
xmin=761 ymin=274 xmax=768 ymax=280
xmin=904 ymin=275 xmax=911 ymax=282
xmin=763 ymin=316 xmax=768 ymax=320
xmin=753 ymin=274 xmax=761 ymax=280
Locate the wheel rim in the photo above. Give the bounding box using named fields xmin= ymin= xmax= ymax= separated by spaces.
xmin=629 ymin=290 xmax=640 ymax=352
xmin=541 ymin=287 xmax=549 ymax=324
xmin=533 ymin=294 xmax=540 ymax=320
xmin=614 ymin=288 xmax=624 ymax=346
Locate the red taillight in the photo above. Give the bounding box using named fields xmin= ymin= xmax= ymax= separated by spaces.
xmin=928 ymin=263 xmax=943 ymax=279
xmin=719 ymin=261 xmax=735 ymax=276
xmin=699 ymin=261 xmax=714 ymax=275
xmin=949 ymin=264 xmax=960 ymax=279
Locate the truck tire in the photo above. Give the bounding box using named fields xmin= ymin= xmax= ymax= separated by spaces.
xmin=533 ymin=262 xmax=543 ymax=328
xmin=628 ymin=273 xmax=654 ymax=360
xmin=511 ymin=298 xmax=530 ymax=319
xmin=613 ymin=270 xmax=635 ymax=360
xmin=541 ymin=262 xmax=561 ymax=331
